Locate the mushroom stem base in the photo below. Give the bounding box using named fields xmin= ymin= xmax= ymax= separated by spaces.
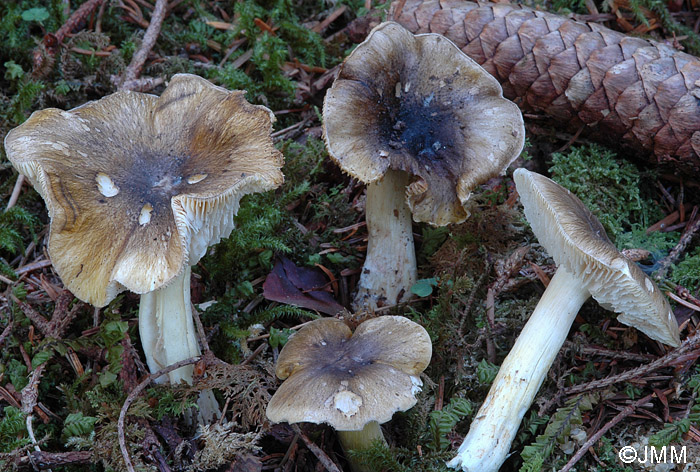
xmin=138 ymin=266 xmax=219 ymax=422
xmin=353 ymin=169 xmax=417 ymax=311
xmin=447 ymin=267 xmax=589 ymax=472
xmin=337 ymin=421 xmax=387 ymax=472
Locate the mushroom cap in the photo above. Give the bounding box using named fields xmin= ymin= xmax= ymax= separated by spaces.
xmin=513 ymin=168 xmax=680 ymax=347
xmin=4 ymin=74 xmax=284 ymax=307
xmin=323 ymin=21 xmax=524 ymax=226
xmin=266 ymin=316 xmax=432 ymax=431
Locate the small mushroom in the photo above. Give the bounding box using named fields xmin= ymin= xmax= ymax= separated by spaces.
xmin=4 ymin=74 xmax=284 ymax=421
xmin=447 ymin=168 xmax=680 ymax=472
xmin=267 ymin=316 xmax=432 ymax=472
xmin=323 ymin=22 xmax=524 ymax=310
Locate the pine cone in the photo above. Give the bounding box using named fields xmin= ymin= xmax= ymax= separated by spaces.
xmin=391 ymin=0 xmax=700 ymax=175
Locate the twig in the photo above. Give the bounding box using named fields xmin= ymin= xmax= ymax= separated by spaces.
xmin=190 ymin=302 xmax=210 ymax=353
xmin=17 ymin=299 xmax=51 ymax=335
xmin=484 ymin=288 xmax=496 ymax=364
xmin=21 ymin=365 xmax=47 ymax=417
xmin=312 ymin=6 xmax=347 ymax=33
xmin=17 ymin=290 xmax=83 ymax=456
xmin=246 ymin=319 xmax=316 ymax=342
xmin=118 ymin=357 xmax=201 ymax=472
xmin=25 ymin=414 xmax=52 ymax=472
xmin=54 ymin=0 xmax=105 ymax=45
xmin=119 ymin=0 xmax=168 ymax=90
xmin=553 ymin=124 xmax=585 ymax=153
xmin=16 ymin=260 xmax=52 ymax=275
xmin=292 ymin=425 xmax=342 ymax=472
xmin=563 ymin=341 xmax=656 ymax=362
xmin=230 ymin=48 xmax=254 ymax=70
xmin=13 ymin=450 xmax=92 ymax=469
xmin=655 ymin=211 xmax=700 ymax=281
xmin=119 ymin=76 xmax=164 ymax=92
xmin=278 ymin=431 xmax=300 ymax=469
xmin=564 ymin=332 xmax=700 ymax=396
xmin=6 ymin=175 xmax=25 ymax=211
xmin=559 ymin=392 xmax=655 ymax=472
xmin=239 ymin=343 xmax=266 ymax=367
xmin=390 ymin=0 xmax=407 ymax=21
xmin=95 ymin=0 xmax=108 ymax=33
xmin=271 ymin=121 xmax=305 ymax=142
xmin=434 ymin=375 xmax=445 ymax=411
xmin=0 ymin=385 xmax=21 ymax=409
xmin=457 ymin=265 xmax=489 ymax=338
xmin=0 ymin=274 xmax=14 ymax=285
xmin=26 ymin=415 xmax=41 ymax=452
xmin=0 ymin=321 xmax=13 ymax=346
xmin=666 ymin=290 xmax=700 ymax=312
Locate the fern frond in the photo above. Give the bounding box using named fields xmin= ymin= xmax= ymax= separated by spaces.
xmin=429 ymin=397 xmax=472 ymax=451
xmin=250 ymin=305 xmax=317 ymax=325
xmin=649 ymin=404 xmax=700 ymax=447
xmin=519 ymin=395 xmax=593 ymax=472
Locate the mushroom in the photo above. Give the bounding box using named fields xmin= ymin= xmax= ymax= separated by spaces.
xmin=447 ymin=168 xmax=681 ymax=471
xmin=4 ymin=73 xmax=284 ymax=421
xmin=323 ymin=21 xmax=524 ymax=310
xmin=266 ymin=316 xmax=432 ymax=472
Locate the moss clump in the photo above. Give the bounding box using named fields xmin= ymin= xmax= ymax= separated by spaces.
xmin=670 ymin=247 xmax=700 ymax=289
xmin=0 ymin=1 xmax=64 ymax=70
xmin=178 ymin=0 xmax=330 ymax=110
xmin=549 ymin=144 xmax=663 ymax=241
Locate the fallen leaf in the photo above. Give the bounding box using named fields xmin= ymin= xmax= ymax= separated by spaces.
xmin=263 ymin=257 xmax=345 ymax=315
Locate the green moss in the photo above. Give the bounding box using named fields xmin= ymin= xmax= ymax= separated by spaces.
xmin=616 ymin=228 xmax=678 ymax=256
xmin=550 ymin=0 xmax=588 ymax=14
xmin=0 ymin=406 xmax=30 ymax=453
xmin=0 ymin=1 xmax=64 ymax=69
xmin=670 ymin=247 xmax=700 ymax=289
xmin=234 ymin=0 xmax=326 ymax=66
xmin=549 ymin=144 xmax=663 ymax=241
xmin=0 ymin=205 xmax=38 ymax=255
xmin=200 ymin=136 xmax=356 ymax=362
xmin=1 ymin=60 xmax=45 ymax=126
xmin=187 ymin=0 xmax=329 ymax=108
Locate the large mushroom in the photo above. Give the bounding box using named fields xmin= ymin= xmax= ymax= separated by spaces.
xmin=266 ymin=316 xmax=432 ymax=472
xmin=4 ymin=73 xmax=284 ymax=421
xmin=323 ymin=21 xmax=524 ymax=310
xmin=447 ymin=168 xmax=681 ymax=471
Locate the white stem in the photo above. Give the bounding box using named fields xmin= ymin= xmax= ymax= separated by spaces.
xmin=138 ymin=265 xmax=219 ymax=422
xmin=447 ymin=268 xmax=590 ymax=472
xmin=353 ymin=170 xmax=417 ymax=311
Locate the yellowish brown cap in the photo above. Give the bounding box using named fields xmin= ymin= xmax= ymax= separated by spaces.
xmin=4 ymin=74 xmax=284 ymax=307
xmin=513 ymin=168 xmax=680 ymax=347
xmin=267 ymin=316 xmax=432 ymax=431
xmin=323 ymin=21 xmax=524 ymax=226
